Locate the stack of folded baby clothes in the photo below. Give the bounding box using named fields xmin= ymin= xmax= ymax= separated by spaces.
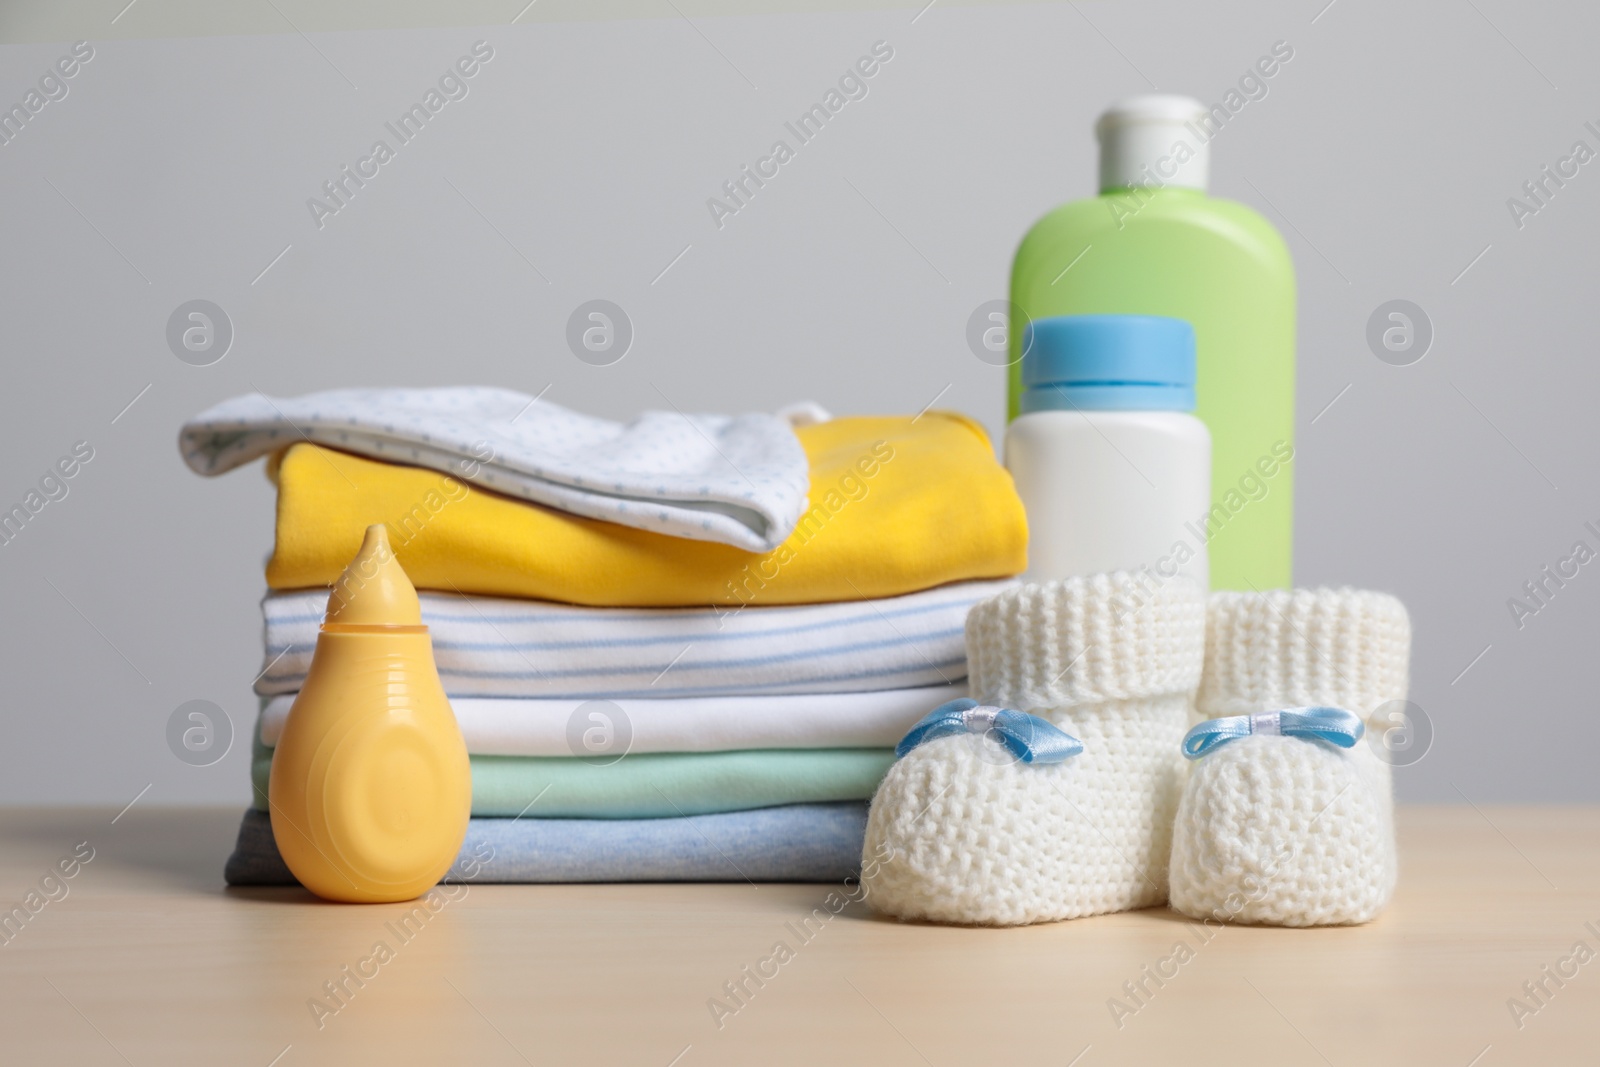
xmin=180 ymin=387 xmax=1026 ymax=884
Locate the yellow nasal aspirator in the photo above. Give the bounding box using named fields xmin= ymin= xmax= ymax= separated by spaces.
xmin=269 ymin=524 xmax=472 ymax=903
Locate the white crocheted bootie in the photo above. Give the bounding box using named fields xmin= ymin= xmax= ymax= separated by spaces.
xmin=861 ymin=573 xmax=1206 ymax=926
xmin=1168 ymin=588 xmax=1411 ymax=927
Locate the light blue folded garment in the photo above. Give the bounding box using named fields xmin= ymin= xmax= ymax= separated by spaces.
xmin=224 ymin=805 xmax=867 ymax=884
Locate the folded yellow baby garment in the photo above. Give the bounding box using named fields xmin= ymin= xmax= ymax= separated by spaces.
xmin=266 ymin=413 xmax=1027 ymax=607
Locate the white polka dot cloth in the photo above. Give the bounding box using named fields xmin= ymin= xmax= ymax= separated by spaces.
xmin=180 ymin=386 xmax=812 ymax=551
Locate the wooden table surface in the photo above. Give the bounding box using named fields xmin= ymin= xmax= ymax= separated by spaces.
xmin=0 ymin=805 xmax=1593 ymax=1066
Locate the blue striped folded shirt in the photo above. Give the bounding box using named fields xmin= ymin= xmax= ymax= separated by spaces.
xmin=256 ymin=579 xmax=1012 ymax=700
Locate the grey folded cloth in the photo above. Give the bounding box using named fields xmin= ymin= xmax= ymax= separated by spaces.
xmin=180 ymin=386 xmax=810 ymax=550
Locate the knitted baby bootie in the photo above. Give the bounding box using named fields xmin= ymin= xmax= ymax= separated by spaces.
xmin=1168 ymin=588 xmax=1411 ymax=927
xmin=861 ymin=573 xmax=1205 ymax=926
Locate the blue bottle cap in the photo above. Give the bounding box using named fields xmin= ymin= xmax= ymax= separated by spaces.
xmin=1020 ymin=314 xmax=1196 ymax=413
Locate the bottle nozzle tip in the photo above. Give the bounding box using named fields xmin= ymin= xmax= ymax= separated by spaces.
xmin=325 ymin=523 xmax=423 ymax=626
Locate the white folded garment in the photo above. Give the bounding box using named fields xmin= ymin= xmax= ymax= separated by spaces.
xmin=179 ymin=386 xmax=810 ymax=550
xmin=257 ymin=580 xmax=1009 ymax=699
xmin=259 ymin=686 xmax=962 ymax=755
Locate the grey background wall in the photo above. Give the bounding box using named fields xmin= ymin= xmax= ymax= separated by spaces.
xmin=0 ymin=0 xmax=1592 ymax=806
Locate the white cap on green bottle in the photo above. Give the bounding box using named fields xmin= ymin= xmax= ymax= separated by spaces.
xmin=1095 ymin=94 xmax=1209 ymax=193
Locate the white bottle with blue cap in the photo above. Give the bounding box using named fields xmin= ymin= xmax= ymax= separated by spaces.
xmin=1005 ymin=314 xmax=1211 ymax=588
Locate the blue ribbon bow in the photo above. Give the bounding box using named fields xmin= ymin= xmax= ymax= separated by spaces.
xmin=1181 ymin=706 xmax=1366 ymax=760
xmin=896 ymin=698 xmax=1083 ymax=764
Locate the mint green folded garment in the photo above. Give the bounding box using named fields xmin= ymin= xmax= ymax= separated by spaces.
xmin=251 ymin=745 xmax=894 ymax=819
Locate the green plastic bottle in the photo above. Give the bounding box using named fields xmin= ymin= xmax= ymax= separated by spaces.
xmin=1007 ymin=94 xmax=1295 ymax=591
